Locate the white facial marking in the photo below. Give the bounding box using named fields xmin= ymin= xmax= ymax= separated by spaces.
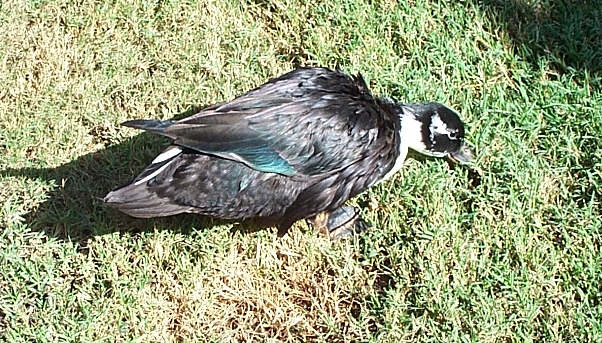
xmin=430 ymin=112 xmax=459 ymax=141
xmin=429 ymin=113 xmax=449 ymax=142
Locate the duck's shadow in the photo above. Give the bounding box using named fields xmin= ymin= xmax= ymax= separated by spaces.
xmin=1 ymin=106 xmax=266 ymax=244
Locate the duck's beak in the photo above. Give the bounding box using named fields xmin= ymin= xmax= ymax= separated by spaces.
xmin=449 ymin=143 xmax=473 ymax=164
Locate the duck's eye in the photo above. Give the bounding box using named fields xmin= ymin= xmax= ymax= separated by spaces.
xmin=448 ymin=131 xmax=458 ymax=139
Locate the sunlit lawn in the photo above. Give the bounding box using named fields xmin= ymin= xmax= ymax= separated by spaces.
xmin=1 ymin=0 xmax=601 ymax=341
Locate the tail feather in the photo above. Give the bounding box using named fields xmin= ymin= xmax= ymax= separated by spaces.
xmin=104 ymin=181 xmax=190 ymax=218
xmin=105 ymin=144 xmax=191 ymax=218
xmin=122 ymin=119 xmax=176 ymax=139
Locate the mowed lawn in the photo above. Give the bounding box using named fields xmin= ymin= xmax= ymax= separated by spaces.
xmin=1 ymin=0 xmax=601 ymax=341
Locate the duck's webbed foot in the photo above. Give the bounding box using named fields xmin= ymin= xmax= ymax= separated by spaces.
xmin=306 ymin=206 xmax=371 ymax=240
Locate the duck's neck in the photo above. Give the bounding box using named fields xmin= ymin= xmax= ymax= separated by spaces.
xmin=373 ymin=105 xmax=422 ymax=184
xmin=399 ymin=107 xmax=429 ymax=154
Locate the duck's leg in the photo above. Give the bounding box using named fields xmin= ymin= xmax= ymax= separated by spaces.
xmin=306 ymin=206 xmax=371 ymax=240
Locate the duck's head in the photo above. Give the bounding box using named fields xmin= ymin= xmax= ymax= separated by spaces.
xmin=400 ymin=102 xmax=473 ymax=164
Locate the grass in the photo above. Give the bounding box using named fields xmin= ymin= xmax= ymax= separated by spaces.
xmin=1 ymin=0 xmax=601 ymax=341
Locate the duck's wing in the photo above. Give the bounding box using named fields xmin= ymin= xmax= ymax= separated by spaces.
xmin=125 ymin=68 xmax=390 ymax=176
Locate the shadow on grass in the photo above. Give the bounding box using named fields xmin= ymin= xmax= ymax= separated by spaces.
xmin=479 ymin=0 xmax=602 ymax=75
xmin=478 ymin=0 xmax=602 ymax=208
xmin=0 ymin=106 xmax=267 ymax=243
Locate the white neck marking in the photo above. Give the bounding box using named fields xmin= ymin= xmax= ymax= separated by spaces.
xmin=375 ymin=114 xmax=425 ymax=184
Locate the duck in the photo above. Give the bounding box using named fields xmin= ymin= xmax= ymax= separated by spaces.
xmin=104 ymin=67 xmax=473 ymax=239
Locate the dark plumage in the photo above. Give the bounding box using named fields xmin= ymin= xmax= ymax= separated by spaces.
xmin=104 ymin=67 xmax=472 ymax=238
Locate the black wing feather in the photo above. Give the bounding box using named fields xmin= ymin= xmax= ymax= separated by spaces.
xmin=121 ymin=68 xmax=384 ymax=177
